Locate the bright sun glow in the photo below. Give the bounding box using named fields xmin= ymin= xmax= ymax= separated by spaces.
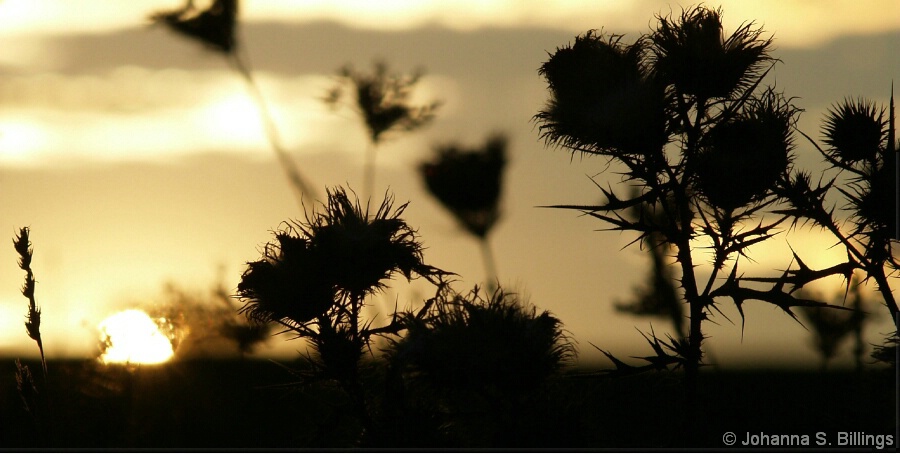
xmin=98 ymin=309 xmax=174 ymax=364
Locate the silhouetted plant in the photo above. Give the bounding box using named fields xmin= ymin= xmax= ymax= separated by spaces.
xmin=12 ymin=227 xmax=51 ymax=442
xmin=387 ymin=285 xmax=575 ymax=446
xmin=535 ymin=5 xmax=850 ymax=396
xmin=325 ymin=62 xmax=441 ymax=198
xmin=420 ymin=134 xmax=507 ymax=290
xmin=768 ymin=89 xmax=898 ymax=349
xmin=237 ymin=186 xmax=447 ymax=437
xmin=152 ymin=0 xmax=317 ymax=207
xmin=15 ymin=227 xmax=46 ymax=376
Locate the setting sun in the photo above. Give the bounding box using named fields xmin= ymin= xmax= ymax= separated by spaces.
xmin=98 ymin=309 xmax=175 ymax=364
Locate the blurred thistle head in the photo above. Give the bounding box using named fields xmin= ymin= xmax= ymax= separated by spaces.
xmin=420 ymin=134 xmax=508 ymax=238
xmin=822 ymin=98 xmax=886 ymax=165
xmin=324 ymin=62 xmax=441 ymax=144
xmin=391 ymin=287 xmax=575 ymax=399
xmin=651 ymin=5 xmax=773 ymax=101
xmin=152 ymin=0 xmax=237 ymax=54
xmin=695 ymin=88 xmax=798 ymax=211
xmin=536 ymin=30 xmax=668 ymax=157
xmin=238 ymin=187 xmax=442 ymax=326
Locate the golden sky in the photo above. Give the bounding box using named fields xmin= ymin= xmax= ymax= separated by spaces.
xmin=0 ymin=0 xmax=897 ymax=367
xmin=0 ymin=0 xmax=898 ymax=45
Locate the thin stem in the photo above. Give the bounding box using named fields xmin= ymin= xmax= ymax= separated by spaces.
xmin=479 ymin=236 xmax=499 ymax=294
xmin=228 ymin=51 xmax=319 ymax=210
xmin=363 ymin=141 xmax=377 ymax=202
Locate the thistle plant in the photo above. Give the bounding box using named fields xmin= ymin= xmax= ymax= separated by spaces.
xmin=387 ymin=286 xmax=575 ymax=446
xmin=325 ymin=62 xmax=441 ymax=198
xmin=535 ymin=6 xmax=850 ymax=396
xmin=767 ymin=89 xmax=899 ymax=367
xmin=237 ymin=186 xmax=447 ymax=437
xmin=152 ymin=0 xmax=317 ymax=207
xmin=419 ymin=134 xmax=507 ymax=291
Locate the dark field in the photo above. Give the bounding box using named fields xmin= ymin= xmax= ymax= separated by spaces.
xmin=0 ymin=358 xmax=895 ymax=450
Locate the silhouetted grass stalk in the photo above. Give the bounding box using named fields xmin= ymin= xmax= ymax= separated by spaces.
xmin=14 ymin=227 xmax=46 ymax=378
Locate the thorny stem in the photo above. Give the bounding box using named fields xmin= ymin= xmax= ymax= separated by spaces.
xmin=818 ymin=210 xmax=900 ymax=329
xmin=228 ymin=51 xmax=319 ymax=211
xmin=678 ymin=96 xmax=706 ymax=401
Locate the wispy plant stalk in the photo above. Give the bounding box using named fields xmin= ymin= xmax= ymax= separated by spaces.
xmin=14 ymin=227 xmax=46 ymax=377
xmin=152 ymin=0 xmax=318 ymax=212
xmin=228 ymin=50 xmax=319 ymax=209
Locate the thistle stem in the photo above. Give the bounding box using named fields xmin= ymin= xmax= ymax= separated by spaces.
xmin=479 ymin=236 xmax=499 ymax=294
xmin=228 ymin=51 xmax=319 ymax=211
xmin=363 ymin=141 xmax=377 ymax=202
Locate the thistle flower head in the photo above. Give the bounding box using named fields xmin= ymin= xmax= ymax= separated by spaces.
xmin=152 ymin=0 xmax=237 ymax=54
xmin=306 ymin=188 xmax=432 ymax=296
xmin=651 ymin=6 xmax=773 ymax=101
xmin=238 ymin=187 xmax=440 ymax=326
xmin=822 ymin=98 xmax=886 ymax=165
xmin=695 ymin=89 xmax=797 ymax=211
xmin=536 ymin=31 xmax=668 ymax=157
xmin=237 ymin=232 xmax=334 ymax=325
xmin=420 ymin=134 xmax=507 ymax=238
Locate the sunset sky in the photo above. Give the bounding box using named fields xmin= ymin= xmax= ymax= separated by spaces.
xmin=0 ymin=0 xmax=897 ymax=367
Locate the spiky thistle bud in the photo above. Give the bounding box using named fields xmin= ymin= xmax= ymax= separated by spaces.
xmin=822 ymin=98 xmax=886 ymax=165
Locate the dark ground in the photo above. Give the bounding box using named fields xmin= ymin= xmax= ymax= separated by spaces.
xmin=0 ymin=358 xmax=896 ymax=451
